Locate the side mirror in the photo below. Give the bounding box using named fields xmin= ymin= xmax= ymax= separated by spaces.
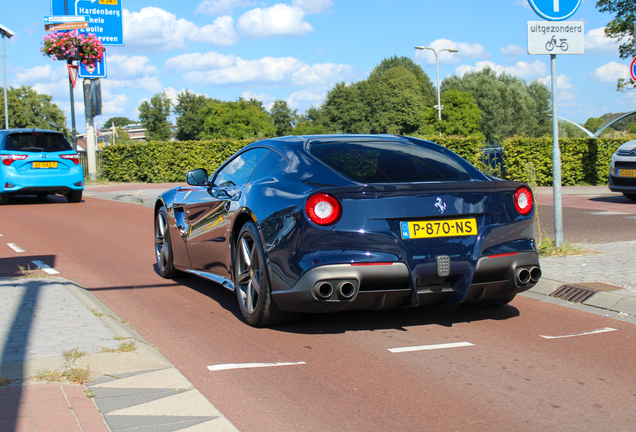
xmin=186 ymin=168 xmax=208 ymax=186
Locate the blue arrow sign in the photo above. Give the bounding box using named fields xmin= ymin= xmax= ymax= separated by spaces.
xmin=79 ymin=54 xmax=107 ymax=78
xmin=51 ymin=0 xmax=124 ymax=46
xmin=528 ymin=0 xmax=582 ymax=21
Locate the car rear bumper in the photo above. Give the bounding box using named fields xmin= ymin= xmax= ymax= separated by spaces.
xmin=1 ymin=170 xmax=84 ymax=194
xmin=271 ymin=251 xmax=541 ymax=313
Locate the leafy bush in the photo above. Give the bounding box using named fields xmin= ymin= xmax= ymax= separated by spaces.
xmin=99 ymin=135 xmax=635 ymax=186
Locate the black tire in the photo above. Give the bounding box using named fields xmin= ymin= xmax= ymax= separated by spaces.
xmin=155 ymin=206 xmax=179 ymax=278
xmin=623 ymin=193 xmax=636 ymax=202
xmin=235 ymin=222 xmax=301 ymax=327
xmin=0 ymin=193 xmax=8 ymax=205
xmin=67 ymin=190 xmax=82 ymax=203
xmin=463 ymin=294 xmax=516 ymax=308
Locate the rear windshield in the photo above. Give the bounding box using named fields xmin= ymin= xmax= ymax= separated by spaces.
xmin=309 ymin=141 xmax=473 ymax=183
xmin=4 ymin=133 xmax=72 ymax=153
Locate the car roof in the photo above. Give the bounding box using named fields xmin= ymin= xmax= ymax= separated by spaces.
xmin=0 ymin=128 xmax=64 ymax=138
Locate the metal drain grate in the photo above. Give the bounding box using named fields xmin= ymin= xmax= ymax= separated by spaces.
xmin=549 ymin=285 xmax=597 ymax=303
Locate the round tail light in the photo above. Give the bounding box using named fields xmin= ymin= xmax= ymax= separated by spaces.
xmin=305 ymin=193 xmax=341 ymax=226
xmin=514 ymin=186 xmax=533 ymax=216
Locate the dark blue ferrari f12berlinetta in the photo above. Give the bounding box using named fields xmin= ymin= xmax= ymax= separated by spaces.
xmin=155 ymin=135 xmax=540 ymax=326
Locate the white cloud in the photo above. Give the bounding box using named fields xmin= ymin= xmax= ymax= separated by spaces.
xmin=514 ymin=0 xmax=532 ymax=10
xmin=590 ymin=61 xmax=628 ymax=82
xmin=32 ymin=80 xmax=69 ymax=100
xmin=292 ymin=0 xmax=333 ymax=13
xmin=414 ymin=39 xmax=488 ymax=65
xmin=123 ymin=7 xmax=237 ymax=52
xmin=101 ymin=94 xmax=129 ymax=116
xmin=456 ymin=60 xmax=548 ymax=81
xmin=15 ymin=64 xmax=67 ymax=84
xmin=537 ymin=74 xmax=575 ymax=90
xmin=165 ymin=52 xmax=238 ymax=72
xmin=287 ymin=87 xmax=328 ymax=109
xmin=585 ymin=27 xmax=619 ymax=54
xmin=237 ymin=4 xmax=313 ymax=38
xmin=182 ymin=56 xmax=353 ymax=87
xmin=102 ymin=76 xmax=164 ymax=94
xmin=123 ymin=7 xmax=196 ymax=52
xmin=192 ymin=16 xmax=239 ymax=46
xmin=195 ymin=0 xmax=254 ymax=15
xmin=108 ymin=55 xmax=159 ymax=79
xmin=501 ymin=44 xmax=526 ymax=56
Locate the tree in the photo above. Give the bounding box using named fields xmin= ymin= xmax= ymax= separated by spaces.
xmin=138 ymin=92 xmax=172 ymax=141
xmin=442 ymin=67 xmax=551 ymax=142
xmin=109 ymin=126 xmax=133 ymax=145
xmin=270 ymin=99 xmax=297 ymax=136
xmin=420 ymin=89 xmax=482 ymax=136
xmin=104 ymin=116 xmax=135 ymax=128
xmin=584 ymin=117 xmax=604 ymax=134
xmin=0 ymin=86 xmax=69 ymax=135
xmin=597 ymin=0 xmax=636 ymax=90
xmin=199 ymin=98 xmax=275 ymax=140
xmin=322 ymin=81 xmax=371 ymax=133
xmin=368 ymin=56 xmax=436 ymax=109
xmin=173 ymin=90 xmax=213 ymax=141
xmin=367 ymin=66 xmax=425 ymax=134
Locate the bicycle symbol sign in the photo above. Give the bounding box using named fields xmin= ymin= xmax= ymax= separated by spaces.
xmin=545 ymin=36 xmax=568 ymax=52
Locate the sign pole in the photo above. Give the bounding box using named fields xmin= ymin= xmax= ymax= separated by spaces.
xmin=551 ymin=53 xmax=563 ymax=247
xmin=83 ymin=78 xmax=97 ymax=181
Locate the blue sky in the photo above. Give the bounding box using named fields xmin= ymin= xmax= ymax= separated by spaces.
xmin=1 ymin=0 xmax=633 ymax=133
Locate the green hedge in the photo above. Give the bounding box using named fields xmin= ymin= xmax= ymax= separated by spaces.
xmin=100 ymin=139 xmax=253 ymax=182
xmin=99 ymin=135 xmax=635 ymax=186
xmin=501 ymin=136 xmax=633 ymax=186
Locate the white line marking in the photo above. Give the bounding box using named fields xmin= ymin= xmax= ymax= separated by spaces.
xmin=540 ymin=327 xmax=617 ymax=340
xmin=388 ymin=342 xmax=474 ymax=353
xmin=7 ymin=243 xmax=25 ymax=253
xmin=207 ymin=361 xmax=306 ymax=371
xmin=31 ymin=260 xmax=60 ymax=275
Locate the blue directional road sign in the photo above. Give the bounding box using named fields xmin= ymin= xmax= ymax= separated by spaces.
xmin=630 ymin=57 xmax=636 ymax=83
xmin=528 ymin=0 xmax=582 ymax=21
xmin=51 ymin=0 xmax=124 ymax=46
xmin=79 ymin=55 xmax=107 ymax=78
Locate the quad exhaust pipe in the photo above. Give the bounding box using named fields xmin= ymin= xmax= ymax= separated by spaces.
xmin=313 ymin=280 xmax=358 ymax=300
xmin=516 ymin=266 xmax=541 ymax=285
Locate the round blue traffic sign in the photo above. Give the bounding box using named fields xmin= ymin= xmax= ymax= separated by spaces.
xmin=631 ymin=57 xmax=636 ymax=82
xmin=528 ymin=0 xmax=582 ymax=21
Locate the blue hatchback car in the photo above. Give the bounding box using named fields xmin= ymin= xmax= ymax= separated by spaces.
xmin=0 ymin=129 xmax=84 ymax=204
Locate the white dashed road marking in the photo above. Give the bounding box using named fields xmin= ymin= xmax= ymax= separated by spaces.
xmin=7 ymin=243 xmax=25 ymax=253
xmin=388 ymin=342 xmax=475 ymax=353
xmin=540 ymin=327 xmax=618 ymax=339
xmin=31 ymin=260 xmax=60 ymax=275
xmin=207 ymin=361 xmax=306 ymax=371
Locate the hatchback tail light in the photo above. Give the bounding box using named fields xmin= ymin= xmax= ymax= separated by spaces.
xmin=60 ymin=153 xmax=80 ymax=165
xmin=1 ymin=154 xmax=28 ymax=166
xmin=514 ymin=186 xmax=533 ymax=216
xmin=305 ymin=193 xmax=342 ymax=225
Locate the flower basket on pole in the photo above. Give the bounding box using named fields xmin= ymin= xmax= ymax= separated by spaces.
xmin=40 ymin=30 xmax=104 ymax=66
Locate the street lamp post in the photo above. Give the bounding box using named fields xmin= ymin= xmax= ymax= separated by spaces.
xmin=0 ymin=24 xmax=15 ymax=130
xmin=415 ymin=46 xmax=458 ymax=135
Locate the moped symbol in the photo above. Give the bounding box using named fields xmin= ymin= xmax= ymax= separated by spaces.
xmin=545 ymin=36 xmax=568 ymax=52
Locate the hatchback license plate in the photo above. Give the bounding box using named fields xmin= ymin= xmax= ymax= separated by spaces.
xmin=401 ymin=218 xmax=477 ymax=239
xmin=32 ymin=161 xmax=57 ymax=169
xmin=618 ymin=169 xmax=636 ymax=177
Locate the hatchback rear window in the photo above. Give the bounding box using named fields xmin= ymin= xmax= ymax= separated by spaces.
xmin=4 ymin=133 xmax=72 ymax=153
xmin=309 ymin=141 xmax=473 ymax=183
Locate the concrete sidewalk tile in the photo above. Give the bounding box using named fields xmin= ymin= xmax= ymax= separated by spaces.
xmin=23 ymin=384 xmax=65 ymax=403
xmin=71 ymin=406 xmax=105 ymax=424
xmin=94 ymin=389 xmax=185 ymax=414
xmin=611 ymin=296 xmax=636 ymax=315
xmin=107 ymin=390 xmax=222 ymax=417
xmin=583 ymin=292 xmax=622 ymax=310
xmin=104 ymin=415 xmax=213 ymax=431
xmin=0 ymin=415 xmax=34 ymax=432
xmin=30 ymin=409 xmax=78 ymax=430
xmin=92 ymin=368 xmax=193 ymax=389
xmin=26 ymin=398 xmax=70 ymax=415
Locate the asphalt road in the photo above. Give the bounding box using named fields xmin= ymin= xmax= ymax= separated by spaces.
xmin=1 ymin=192 xmax=635 ymax=431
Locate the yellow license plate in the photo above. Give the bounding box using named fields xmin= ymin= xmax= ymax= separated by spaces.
xmin=400 ymin=218 xmax=477 ymax=239
xmin=32 ymin=161 xmax=57 ymax=169
xmin=618 ymin=169 xmax=636 ymax=177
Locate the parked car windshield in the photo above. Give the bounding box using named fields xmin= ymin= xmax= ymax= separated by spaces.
xmin=4 ymin=133 xmax=72 ymax=153
xmin=309 ymin=141 xmax=473 ymax=183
